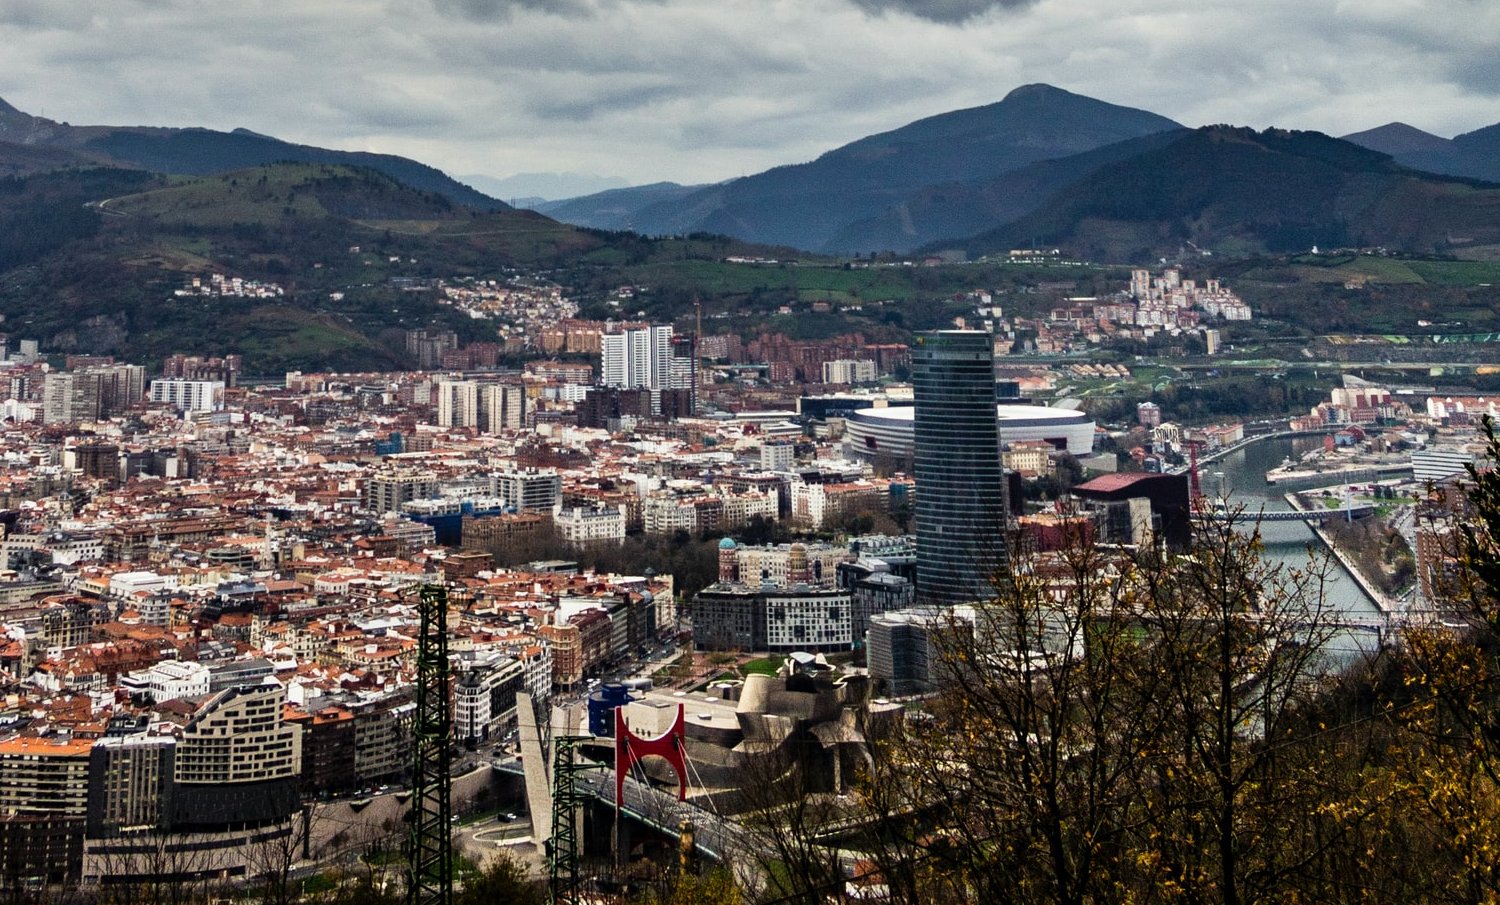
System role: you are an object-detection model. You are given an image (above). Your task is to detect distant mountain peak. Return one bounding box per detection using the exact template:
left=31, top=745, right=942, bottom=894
left=1001, top=83, right=1073, bottom=102
left=1342, top=122, right=1452, bottom=157
left=0, top=97, right=22, bottom=117
left=544, top=86, right=1182, bottom=251
left=230, top=127, right=278, bottom=141
left=1360, top=121, right=1441, bottom=138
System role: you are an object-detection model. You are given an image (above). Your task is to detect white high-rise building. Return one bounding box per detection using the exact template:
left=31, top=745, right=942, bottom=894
left=436, top=379, right=479, bottom=428
left=438, top=380, right=525, bottom=432
left=148, top=378, right=224, bottom=413
left=600, top=325, right=673, bottom=390
left=478, top=383, right=526, bottom=432
left=43, top=371, right=101, bottom=424
left=495, top=468, right=562, bottom=512
left=822, top=359, right=877, bottom=385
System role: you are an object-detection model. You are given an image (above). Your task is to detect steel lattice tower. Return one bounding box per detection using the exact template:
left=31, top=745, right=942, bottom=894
left=408, top=583, right=453, bottom=905
left=547, top=734, right=590, bottom=905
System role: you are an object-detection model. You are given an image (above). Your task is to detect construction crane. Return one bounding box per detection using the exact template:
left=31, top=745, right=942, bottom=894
left=1186, top=439, right=1205, bottom=508
left=407, top=584, right=453, bottom=905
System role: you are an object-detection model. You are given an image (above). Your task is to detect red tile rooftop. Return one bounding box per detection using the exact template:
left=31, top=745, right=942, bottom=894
left=1074, top=472, right=1174, bottom=493
left=0, top=734, right=94, bottom=756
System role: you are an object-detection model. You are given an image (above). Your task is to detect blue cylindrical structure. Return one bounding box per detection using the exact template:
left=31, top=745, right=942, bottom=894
left=587, top=683, right=633, bottom=737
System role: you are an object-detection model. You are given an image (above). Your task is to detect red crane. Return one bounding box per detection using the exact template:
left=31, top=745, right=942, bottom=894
left=1187, top=439, right=1204, bottom=507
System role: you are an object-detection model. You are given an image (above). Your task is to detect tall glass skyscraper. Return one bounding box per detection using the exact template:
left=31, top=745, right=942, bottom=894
left=912, top=330, right=1009, bottom=604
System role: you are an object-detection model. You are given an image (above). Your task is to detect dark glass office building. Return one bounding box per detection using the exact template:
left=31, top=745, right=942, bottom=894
left=912, top=330, right=1009, bottom=604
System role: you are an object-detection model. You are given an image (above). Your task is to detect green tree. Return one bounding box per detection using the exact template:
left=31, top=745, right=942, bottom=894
left=632, top=867, right=741, bottom=905
left=1126, top=515, right=1346, bottom=905
left=454, top=853, right=544, bottom=905
left=888, top=526, right=1161, bottom=904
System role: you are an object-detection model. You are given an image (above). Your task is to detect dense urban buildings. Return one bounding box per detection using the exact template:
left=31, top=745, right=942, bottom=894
left=0, top=280, right=1481, bottom=898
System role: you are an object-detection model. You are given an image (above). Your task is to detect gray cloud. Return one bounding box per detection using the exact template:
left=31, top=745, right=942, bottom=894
left=433, top=0, right=1029, bottom=24
left=0, top=0, right=1497, bottom=186
left=431, top=0, right=593, bottom=20
left=1451, top=53, right=1500, bottom=96
left=429, top=0, right=668, bottom=20
left=847, top=0, right=1033, bottom=23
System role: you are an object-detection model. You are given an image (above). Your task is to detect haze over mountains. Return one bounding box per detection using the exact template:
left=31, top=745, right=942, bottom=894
left=460, top=171, right=630, bottom=204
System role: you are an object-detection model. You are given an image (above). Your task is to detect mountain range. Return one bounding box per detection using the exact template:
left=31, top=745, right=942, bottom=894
left=538, top=84, right=1185, bottom=253
left=4, top=88, right=1499, bottom=262
left=0, top=97, right=505, bottom=210
left=1341, top=121, right=1500, bottom=184
left=0, top=86, right=1496, bottom=356
left=534, top=86, right=1500, bottom=258
left=943, top=126, right=1500, bottom=262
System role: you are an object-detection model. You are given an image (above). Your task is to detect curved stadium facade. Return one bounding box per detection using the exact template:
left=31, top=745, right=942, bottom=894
left=845, top=404, right=1096, bottom=461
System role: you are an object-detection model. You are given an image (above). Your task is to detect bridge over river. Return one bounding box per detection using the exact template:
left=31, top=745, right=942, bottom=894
left=1194, top=504, right=1375, bottom=523
left=495, top=759, right=747, bottom=862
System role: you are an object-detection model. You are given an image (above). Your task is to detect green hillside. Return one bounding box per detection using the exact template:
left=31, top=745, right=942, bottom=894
left=0, top=163, right=828, bottom=373
left=0, top=163, right=597, bottom=372
left=0, top=96, right=507, bottom=211
left=4, top=155, right=1498, bottom=376
left=102, top=165, right=460, bottom=225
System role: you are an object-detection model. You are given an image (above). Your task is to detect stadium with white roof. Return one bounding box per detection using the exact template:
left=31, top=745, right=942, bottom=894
left=844, top=404, right=1095, bottom=460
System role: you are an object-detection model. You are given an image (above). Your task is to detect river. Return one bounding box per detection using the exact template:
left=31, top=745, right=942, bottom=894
left=1205, top=435, right=1384, bottom=658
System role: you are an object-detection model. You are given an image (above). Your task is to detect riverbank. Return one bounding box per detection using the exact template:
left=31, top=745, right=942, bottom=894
left=1167, top=429, right=1325, bottom=476
left=1283, top=492, right=1397, bottom=613
left=1266, top=461, right=1412, bottom=487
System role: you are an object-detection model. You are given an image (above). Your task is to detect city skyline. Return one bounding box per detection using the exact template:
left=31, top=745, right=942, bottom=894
left=0, top=260, right=1486, bottom=894
left=0, top=0, right=1496, bottom=187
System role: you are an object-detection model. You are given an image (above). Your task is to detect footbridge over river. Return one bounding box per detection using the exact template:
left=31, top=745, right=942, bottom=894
left=1194, top=504, right=1376, bottom=523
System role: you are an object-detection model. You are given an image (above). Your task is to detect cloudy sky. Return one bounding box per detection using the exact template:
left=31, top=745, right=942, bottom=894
left=1, top=0, right=1497, bottom=191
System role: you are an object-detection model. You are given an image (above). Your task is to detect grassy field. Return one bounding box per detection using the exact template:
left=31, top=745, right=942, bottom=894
left=119, top=241, right=218, bottom=273
left=107, top=166, right=344, bottom=225
left=610, top=260, right=921, bottom=299
left=1406, top=260, right=1500, bottom=286
left=1278, top=253, right=1500, bottom=287
left=1286, top=254, right=1423, bottom=284
left=742, top=656, right=785, bottom=677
